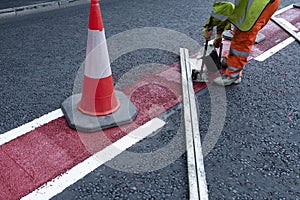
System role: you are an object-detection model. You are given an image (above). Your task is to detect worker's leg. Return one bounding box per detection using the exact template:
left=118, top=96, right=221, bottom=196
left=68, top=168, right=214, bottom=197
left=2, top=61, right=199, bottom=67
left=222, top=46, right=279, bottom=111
left=225, top=0, right=280, bottom=79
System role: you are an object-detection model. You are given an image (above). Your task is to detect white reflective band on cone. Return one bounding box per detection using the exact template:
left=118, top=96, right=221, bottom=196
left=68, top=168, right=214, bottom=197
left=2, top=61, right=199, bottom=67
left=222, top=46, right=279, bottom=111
left=85, top=29, right=112, bottom=79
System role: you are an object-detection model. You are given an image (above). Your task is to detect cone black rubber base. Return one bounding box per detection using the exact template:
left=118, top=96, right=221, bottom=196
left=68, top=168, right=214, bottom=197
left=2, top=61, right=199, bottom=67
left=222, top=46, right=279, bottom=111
left=61, top=91, right=138, bottom=133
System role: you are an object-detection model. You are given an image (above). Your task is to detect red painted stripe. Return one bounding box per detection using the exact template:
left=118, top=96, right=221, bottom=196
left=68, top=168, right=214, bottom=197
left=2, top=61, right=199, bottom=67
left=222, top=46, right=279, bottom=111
left=0, top=62, right=206, bottom=199
left=0, top=148, right=35, bottom=200
left=2, top=7, right=298, bottom=198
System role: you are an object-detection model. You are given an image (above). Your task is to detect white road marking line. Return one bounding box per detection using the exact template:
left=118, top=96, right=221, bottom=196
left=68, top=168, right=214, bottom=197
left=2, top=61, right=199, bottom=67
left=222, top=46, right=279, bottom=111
left=274, top=18, right=298, bottom=32
left=274, top=5, right=293, bottom=16
left=254, top=4, right=298, bottom=62
left=0, top=109, right=63, bottom=146
left=255, top=32, right=300, bottom=62
left=21, top=118, right=165, bottom=200
left=255, top=17, right=299, bottom=62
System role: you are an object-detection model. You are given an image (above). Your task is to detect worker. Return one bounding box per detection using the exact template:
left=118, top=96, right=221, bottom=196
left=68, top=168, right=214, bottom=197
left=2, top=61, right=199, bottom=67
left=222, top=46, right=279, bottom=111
left=202, top=0, right=280, bottom=86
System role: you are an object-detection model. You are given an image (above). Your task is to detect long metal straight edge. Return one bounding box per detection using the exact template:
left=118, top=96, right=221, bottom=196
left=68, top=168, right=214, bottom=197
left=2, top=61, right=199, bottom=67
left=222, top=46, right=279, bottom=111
left=185, top=49, right=209, bottom=200
left=180, top=48, right=200, bottom=199
left=180, top=48, right=209, bottom=200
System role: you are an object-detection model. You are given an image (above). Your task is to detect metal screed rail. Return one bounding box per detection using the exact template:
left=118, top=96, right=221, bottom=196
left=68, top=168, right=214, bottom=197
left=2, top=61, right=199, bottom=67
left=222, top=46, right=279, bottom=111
left=180, top=48, right=209, bottom=200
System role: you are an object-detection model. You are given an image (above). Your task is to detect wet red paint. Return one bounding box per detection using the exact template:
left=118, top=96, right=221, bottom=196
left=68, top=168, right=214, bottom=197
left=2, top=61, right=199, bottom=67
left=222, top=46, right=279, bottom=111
left=0, top=61, right=206, bottom=199
left=0, top=118, right=91, bottom=199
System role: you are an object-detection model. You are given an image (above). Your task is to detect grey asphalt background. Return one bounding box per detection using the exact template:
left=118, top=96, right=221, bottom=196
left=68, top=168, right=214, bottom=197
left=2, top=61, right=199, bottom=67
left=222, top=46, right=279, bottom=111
left=0, top=0, right=59, bottom=9
left=0, top=0, right=56, bottom=9
left=0, top=0, right=299, bottom=199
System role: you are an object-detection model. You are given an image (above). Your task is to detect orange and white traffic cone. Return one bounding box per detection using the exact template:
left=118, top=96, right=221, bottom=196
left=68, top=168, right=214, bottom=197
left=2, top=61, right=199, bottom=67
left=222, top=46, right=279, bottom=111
left=61, top=0, right=138, bottom=132
left=78, top=0, right=119, bottom=116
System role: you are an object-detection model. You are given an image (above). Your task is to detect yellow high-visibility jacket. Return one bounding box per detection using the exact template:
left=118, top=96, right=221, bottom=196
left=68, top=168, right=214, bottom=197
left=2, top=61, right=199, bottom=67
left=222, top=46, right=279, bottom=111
left=206, top=0, right=272, bottom=31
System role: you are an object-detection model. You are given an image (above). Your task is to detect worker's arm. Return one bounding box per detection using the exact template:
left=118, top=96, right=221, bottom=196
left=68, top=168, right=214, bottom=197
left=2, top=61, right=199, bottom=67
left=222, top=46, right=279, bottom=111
left=214, top=20, right=231, bottom=48
left=202, top=17, right=231, bottom=47
left=202, top=1, right=234, bottom=46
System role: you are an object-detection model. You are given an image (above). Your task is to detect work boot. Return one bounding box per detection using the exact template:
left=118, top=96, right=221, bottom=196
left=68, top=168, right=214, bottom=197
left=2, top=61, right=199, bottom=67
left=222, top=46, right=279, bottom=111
left=213, top=74, right=241, bottom=86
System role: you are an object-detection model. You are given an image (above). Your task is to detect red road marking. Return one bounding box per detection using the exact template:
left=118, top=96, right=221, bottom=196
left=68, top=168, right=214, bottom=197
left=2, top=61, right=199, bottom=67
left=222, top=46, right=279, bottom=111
left=1, top=6, right=298, bottom=199
left=0, top=62, right=206, bottom=199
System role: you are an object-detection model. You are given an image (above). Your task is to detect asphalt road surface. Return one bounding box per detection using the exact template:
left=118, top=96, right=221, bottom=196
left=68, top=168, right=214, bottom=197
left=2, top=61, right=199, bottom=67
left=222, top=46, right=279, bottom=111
left=0, top=0, right=299, bottom=199
left=0, top=0, right=58, bottom=9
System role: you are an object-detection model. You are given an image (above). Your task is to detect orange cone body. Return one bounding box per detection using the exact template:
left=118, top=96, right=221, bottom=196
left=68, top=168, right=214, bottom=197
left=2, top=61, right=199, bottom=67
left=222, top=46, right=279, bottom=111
left=78, top=0, right=120, bottom=116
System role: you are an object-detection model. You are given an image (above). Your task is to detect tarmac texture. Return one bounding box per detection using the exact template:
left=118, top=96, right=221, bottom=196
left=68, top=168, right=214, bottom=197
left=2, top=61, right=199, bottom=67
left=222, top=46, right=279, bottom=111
left=0, top=0, right=58, bottom=9
left=0, top=0, right=299, bottom=199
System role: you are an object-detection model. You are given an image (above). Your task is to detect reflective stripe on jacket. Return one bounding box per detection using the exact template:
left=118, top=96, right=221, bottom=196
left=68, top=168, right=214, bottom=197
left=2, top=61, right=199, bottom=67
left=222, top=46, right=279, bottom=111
left=211, top=0, right=271, bottom=31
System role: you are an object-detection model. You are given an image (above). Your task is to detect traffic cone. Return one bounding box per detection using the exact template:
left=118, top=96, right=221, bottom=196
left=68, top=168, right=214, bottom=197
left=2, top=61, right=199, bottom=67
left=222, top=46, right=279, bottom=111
left=78, top=0, right=119, bottom=116
left=61, top=0, right=138, bottom=132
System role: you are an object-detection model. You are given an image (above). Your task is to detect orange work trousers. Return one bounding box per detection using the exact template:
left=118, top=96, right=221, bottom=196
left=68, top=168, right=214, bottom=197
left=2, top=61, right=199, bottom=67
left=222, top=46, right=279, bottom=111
left=226, top=0, right=280, bottom=78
